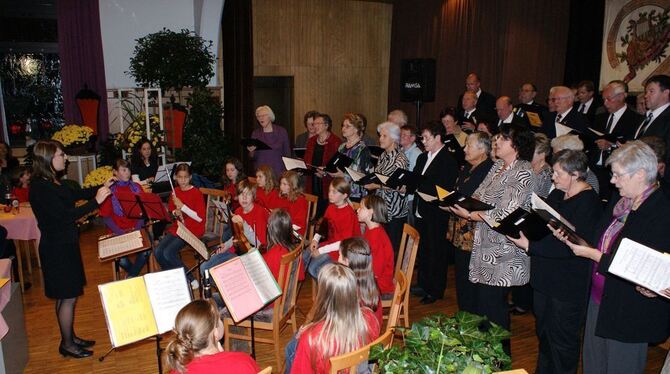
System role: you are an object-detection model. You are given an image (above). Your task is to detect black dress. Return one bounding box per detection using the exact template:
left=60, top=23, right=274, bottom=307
left=29, top=178, right=99, bottom=299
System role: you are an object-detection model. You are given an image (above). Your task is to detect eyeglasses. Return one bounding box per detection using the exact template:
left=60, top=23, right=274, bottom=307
left=548, top=96, right=569, bottom=102
left=610, top=171, right=630, bottom=180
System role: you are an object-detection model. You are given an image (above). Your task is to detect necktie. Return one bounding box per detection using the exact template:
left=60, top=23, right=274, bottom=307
left=556, top=113, right=563, bottom=123
left=636, top=112, right=653, bottom=138
left=606, top=114, right=614, bottom=133
left=465, top=112, right=470, bottom=120
left=579, top=103, right=586, bottom=113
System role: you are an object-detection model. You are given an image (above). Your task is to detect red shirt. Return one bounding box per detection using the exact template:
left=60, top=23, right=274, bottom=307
left=99, top=183, right=142, bottom=232
left=256, top=187, right=278, bottom=210
left=320, top=203, right=361, bottom=261
left=168, top=186, right=206, bottom=237
left=291, top=307, right=380, bottom=374
left=169, top=351, right=260, bottom=374
left=263, top=243, right=289, bottom=307
left=269, top=194, right=308, bottom=236
left=234, top=204, right=270, bottom=246
left=12, top=186, right=29, bottom=203
left=364, top=226, right=395, bottom=295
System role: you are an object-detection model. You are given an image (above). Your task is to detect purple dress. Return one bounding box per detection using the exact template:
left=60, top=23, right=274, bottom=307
left=251, top=124, right=291, bottom=177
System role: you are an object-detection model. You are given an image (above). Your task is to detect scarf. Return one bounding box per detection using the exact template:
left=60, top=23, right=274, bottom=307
left=110, top=180, right=141, bottom=217
left=591, top=182, right=658, bottom=303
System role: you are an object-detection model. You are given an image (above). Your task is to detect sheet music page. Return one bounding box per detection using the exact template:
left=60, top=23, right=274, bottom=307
left=555, top=122, right=573, bottom=137
left=588, top=127, right=605, bottom=136
left=176, top=221, right=209, bottom=260
left=480, top=213, right=500, bottom=228
left=99, top=231, right=144, bottom=260
left=318, top=240, right=341, bottom=255
left=435, top=185, right=452, bottom=200
left=375, top=173, right=389, bottom=185
left=609, top=238, right=670, bottom=298
left=210, top=257, right=264, bottom=322
left=417, top=191, right=438, bottom=202
left=345, top=167, right=366, bottom=182
left=98, top=277, right=158, bottom=347
left=240, top=250, right=282, bottom=304
left=144, top=269, right=192, bottom=334
left=282, top=157, right=307, bottom=171
left=212, top=200, right=230, bottom=221
left=531, top=193, right=575, bottom=231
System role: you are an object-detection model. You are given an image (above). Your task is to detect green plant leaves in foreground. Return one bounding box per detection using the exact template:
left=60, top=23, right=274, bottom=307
left=370, top=311, right=512, bottom=373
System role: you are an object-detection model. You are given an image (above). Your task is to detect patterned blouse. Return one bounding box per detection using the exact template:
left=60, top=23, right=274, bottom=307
left=534, top=163, right=553, bottom=198
left=338, top=141, right=371, bottom=200
left=469, top=159, right=536, bottom=287
left=374, top=147, right=409, bottom=220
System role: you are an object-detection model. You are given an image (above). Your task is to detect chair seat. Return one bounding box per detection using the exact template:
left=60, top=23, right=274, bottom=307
left=220, top=306, right=274, bottom=323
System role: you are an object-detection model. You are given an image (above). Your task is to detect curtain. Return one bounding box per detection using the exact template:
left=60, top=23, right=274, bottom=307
left=222, top=0, right=254, bottom=163
left=563, top=0, right=605, bottom=87
left=388, top=0, right=571, bottom=126
left=56, top=0, right=109, bottom=142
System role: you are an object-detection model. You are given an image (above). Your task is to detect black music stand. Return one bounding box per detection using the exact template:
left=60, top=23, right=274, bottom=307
left=115, top=191, right=172, bottom=223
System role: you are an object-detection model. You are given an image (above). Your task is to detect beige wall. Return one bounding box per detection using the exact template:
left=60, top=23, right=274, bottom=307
left=252, top=0, right=393, bottom=140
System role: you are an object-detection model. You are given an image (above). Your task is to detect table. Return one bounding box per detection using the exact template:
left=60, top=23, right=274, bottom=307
left=0, top=206, right=41, bottom=292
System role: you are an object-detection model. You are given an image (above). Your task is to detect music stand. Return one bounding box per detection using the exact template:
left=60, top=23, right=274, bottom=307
left=115, top=191, right=172, bottom=223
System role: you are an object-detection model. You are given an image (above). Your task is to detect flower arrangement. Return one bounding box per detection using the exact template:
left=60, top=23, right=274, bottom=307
left=114, top=112, right=164, bottom=153
left=83, top=166, right=113, bottom=188
left=51, top=125, right=93, bottom=148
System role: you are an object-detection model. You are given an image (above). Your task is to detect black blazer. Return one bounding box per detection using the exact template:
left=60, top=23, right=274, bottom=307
left=574, top=96, right=603, bottom=124
left=541, top=109, right=590, bottom=138
left=589, top=108, right=643, bottom=165
left=414, top=146, right=458, bottom=219
left=637, top=105, right=670, bottom=186
left=495, top=115, right=528, bottom=129
left=594, top=189, right=670, bottom=343
left=514, top=102, right=548, bottom=128
left=458, top=109, right=495, bottom=128
left=456, top=91, right=497, bottom=119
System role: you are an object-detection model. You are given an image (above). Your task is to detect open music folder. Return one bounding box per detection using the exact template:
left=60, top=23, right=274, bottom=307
left=324, top=152, right=354, bottom=173
left=98, top=268, right=192, bottom=347
left=417, top=185, right=493, bottom=211
left=241, top=138, right=272, bottom=150
left=375, top=168, right=423, bottom=193
left=209, top=249, right=282, bottom=323
left=176, top=221, right=209, bottom=260
left=282, top=157, right=316, bottom=175
left=98, top=229, right=150, bottom=262
left=609, top=238, right=670, bottom=299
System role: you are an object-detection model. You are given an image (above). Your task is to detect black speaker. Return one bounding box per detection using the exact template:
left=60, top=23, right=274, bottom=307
left=400, top=58, right=436, bottom=102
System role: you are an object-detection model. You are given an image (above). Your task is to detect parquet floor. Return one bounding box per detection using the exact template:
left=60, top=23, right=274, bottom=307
left=17, top=224, right=667, bottom=373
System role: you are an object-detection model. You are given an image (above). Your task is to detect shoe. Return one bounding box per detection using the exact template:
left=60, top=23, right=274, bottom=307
left=190, top=279, right=200, bottom=290
left=410, top=286, right=427, bottom=297
left=73, top=337, right=96, bottom=348
left=420, top=295, right=437, bottom=305
left=59, top=345, right=93, bottom=359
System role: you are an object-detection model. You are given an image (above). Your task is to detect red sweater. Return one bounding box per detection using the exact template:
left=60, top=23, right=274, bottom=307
left=320, top=203, right=361, bottom=261
left=169, top=351, right=260, bottom=374
left=99, top=183, right=142, bottom=232
left=269, top=194, right=308, bottom=236
left=304, top=133, right=342, bottom=198
left=255, top=187, right=278, bottom=210
left=364, top=226, right=395, bottom=295
left=234, top=204, right=270, bottom=246
left=168, top=186, right=206, bottom=237
left=12, top=186, right=29, bottom=203
left=263, top=243, right=289, bottom=307
left=291, top=307, right=380, bottom=374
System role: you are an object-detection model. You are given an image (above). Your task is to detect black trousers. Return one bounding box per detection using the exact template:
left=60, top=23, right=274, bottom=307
left=416, top=215, right=450, bottom=299
left=592, top=164, right=614, bottom=202
left=510, top=284, right=533, bottom=311
left=454, top=248, right=477, bottom=313
left=533, top=290, right=587, bottom=374
left=473, top=282, right=511, bottom=355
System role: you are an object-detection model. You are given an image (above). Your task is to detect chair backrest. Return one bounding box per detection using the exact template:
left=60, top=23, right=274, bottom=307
left=304, top=193, right=319, bottom=242
left=396, top=224, right=420, bottom=279
left=386, top=271, right=407, bottom=331
left=257, top=366, right=272, bottom=374
left=328, top=328, right=395, bottom=374
left=199, top=187, right=228, bottom=237
left=247, top=176, right=258, bottom=184
left=275, top=243, right=303, bottom=324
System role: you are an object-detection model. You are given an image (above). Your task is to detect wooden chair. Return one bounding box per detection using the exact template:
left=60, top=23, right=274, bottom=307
left=382, top=223, right=419, bottom=327
left=199, top=188, right=229, bottom=249
left=384, top=271, right=407, bottom=332
left=304, top=193, right=319, bottom=243
left=223, top=244, right=303, bottom=372
left=257, top=366, right=272, bottom=374
left=328, top=328, right=395, bottom=373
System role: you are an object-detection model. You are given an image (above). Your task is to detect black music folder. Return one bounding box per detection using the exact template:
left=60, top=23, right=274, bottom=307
left=376, top=168, right=423, bottom=193
left=444, top=134, right=465, bottom=165
left=416, top=185, right=493, bottom=212
left=345, top=167, right=380, bottom=185
left=241, top=138, right=272, bottom=150
left=324, top=152, right=354, bottom=173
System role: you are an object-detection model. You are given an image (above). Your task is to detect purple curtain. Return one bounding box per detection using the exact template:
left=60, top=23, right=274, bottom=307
left=57, top=0, right=109, bottom=142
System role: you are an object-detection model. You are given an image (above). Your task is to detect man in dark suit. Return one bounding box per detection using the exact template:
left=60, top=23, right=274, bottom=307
left=515, top=83, right=548, bottom=129
left=411, top=121, right=458, bottom=304
left=456, top=73, right=496, bottom=120
left=495, top=96, right=527, bottom=129
left=541, top=86, right=590, bottom=138
left=634, top=74, right=670, bottom=188
left=590, top=81, right=643, bottom=201
left=574, top=80, right=604, bottom=124
left=458, top=91, right=493, bottom=132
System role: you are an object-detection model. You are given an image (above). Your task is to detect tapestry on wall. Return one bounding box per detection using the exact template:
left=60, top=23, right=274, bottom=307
left=600, top=0, right=670, bottom=92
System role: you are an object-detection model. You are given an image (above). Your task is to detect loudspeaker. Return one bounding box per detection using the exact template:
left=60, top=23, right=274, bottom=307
left=400, top=58, right=436, bottom=102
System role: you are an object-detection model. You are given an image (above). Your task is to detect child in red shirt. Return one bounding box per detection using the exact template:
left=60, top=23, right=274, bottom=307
left=221, top=157, right=245, bottom=212
left=338, top=237, right=383, bottom=326
left=270, top=171, right=308, bottom=237
left=11, top=166, right=30, bottom=203
left=289, top=263, right=380, bottom=374
left=154, top=164, right=206, bottom=287
left=254, top=165, right=279, bottom=209
left=166, top=300, right=260, bottom=374
left=358, top=195, right=395, bottom=296
left=99, top=159, right=148, bottom=277
left=304, top=177, right=360, bottom=278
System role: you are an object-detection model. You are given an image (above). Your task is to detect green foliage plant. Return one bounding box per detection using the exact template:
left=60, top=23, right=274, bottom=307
left=370, top=312, right=512, bottom=373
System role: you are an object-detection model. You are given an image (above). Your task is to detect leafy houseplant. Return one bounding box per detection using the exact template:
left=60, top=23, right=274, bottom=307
left=370, top=312, right=511, bottom=373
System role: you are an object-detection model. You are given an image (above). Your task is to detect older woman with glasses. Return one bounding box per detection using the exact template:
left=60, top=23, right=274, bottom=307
left=554, top=141, right=670, bottom=374
left=329, top=113, right=371, bottom=202
left=247, top=105, right=291, bottom=177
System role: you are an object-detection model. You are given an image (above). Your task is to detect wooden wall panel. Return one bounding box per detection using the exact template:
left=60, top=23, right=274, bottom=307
left=252, top=0, right=392, bottom=140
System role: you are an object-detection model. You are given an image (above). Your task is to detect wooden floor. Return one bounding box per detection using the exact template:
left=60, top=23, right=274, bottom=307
left=18, top=223, right=668, bottom=373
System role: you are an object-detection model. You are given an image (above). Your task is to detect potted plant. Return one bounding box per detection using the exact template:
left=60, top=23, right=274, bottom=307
left=51, top=124, right=94, bottom=154
left=370, top=312, right=512, bottom=373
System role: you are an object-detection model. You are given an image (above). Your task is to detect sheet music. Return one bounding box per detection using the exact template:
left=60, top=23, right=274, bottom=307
left=345, top=167, right=366, bottom=182
left=609, top=238, right=670, bottom=299
left=212, top=200, right=230, bottom=221
left=154, top=161, right=192, bottom=183
left=176, top=221, right=209, bottom=260
left=417, top=191, right=438, bottom=202
left=318, top=240, right=341, bottom=255
left=555, top=122, right=573, bottom=137
left=282, top=157, right=307, bottom=171
left=588, top=127, right=605, bottom=137
left=144, top=269, right=192, bottom=333
left=531, top=193, right=575, bottom=231
left=209, top=257, right=264, bottom=322
left=240, top=250, right=282, bottom=304
left=435, top=185, right=452, bottom=199
left=375, top=173, right=389, bottom=184
left=99, top=231, right=144, bottom=260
